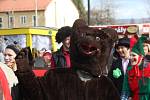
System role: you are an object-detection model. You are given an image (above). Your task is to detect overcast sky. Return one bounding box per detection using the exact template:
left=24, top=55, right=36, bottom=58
left=83, top=0, right=149, bottom=19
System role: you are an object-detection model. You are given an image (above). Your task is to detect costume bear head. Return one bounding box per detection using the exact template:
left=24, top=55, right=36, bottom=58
left=70, top=19, right=118, bottom=77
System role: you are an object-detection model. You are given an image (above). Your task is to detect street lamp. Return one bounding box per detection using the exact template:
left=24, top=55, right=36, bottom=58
left=88, top=0, right=90, bottom=25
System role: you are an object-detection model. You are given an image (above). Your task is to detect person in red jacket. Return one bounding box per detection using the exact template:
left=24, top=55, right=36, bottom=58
left=51, top=26, right=72, bottom=69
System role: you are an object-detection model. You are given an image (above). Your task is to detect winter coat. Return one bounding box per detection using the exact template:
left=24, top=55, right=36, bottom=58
left=51, top=47, right=71, bottom=69
left=15, top=68, right=120, bottom=100
left=121, top=62, right=150, bottom=100
left=108, top=58, right=130, bottom=95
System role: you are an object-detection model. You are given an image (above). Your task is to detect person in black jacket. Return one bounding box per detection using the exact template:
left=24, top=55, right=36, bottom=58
left=51, top=26, right=72, bottom=69
left=108, top=37, right=130, bottom=96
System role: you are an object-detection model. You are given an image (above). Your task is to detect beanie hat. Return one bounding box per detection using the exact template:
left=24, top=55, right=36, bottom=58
left=116, top=37, right=130, bottom=48
left=6, top=45, right=20, bottom=55
left=131, top=36, right=147, bottom=56
left=56, top=26, right=72, bottom=43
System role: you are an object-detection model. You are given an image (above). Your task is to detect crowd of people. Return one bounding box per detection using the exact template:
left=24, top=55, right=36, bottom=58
left=108, top=35, right=150, bottom=100
left=0, top=19, right=150, bottom=100
left=0, top=25, right=72, bottom=100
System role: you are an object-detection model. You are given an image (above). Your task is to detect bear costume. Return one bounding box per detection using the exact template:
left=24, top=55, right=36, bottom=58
left=15, top=19, right=120, bottom=100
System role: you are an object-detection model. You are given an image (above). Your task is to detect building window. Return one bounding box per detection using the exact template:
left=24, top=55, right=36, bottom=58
left=32, top=15, right=36, bottom=27
left=9, top=16, right=14, bottom=28
left=20, top=16, right=27, bottom=24
left=0, top=17, right=3, bottom=28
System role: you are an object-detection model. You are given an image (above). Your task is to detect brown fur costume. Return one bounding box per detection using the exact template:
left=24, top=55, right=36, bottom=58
left=15, top=19, right=120, bottom=100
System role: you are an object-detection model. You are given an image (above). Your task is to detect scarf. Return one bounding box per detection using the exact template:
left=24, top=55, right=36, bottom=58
left=0, top=62, right=18, bottom=91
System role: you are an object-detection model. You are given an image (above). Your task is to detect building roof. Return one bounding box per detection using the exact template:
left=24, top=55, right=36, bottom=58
left=0, top=0, right=52, bottom=12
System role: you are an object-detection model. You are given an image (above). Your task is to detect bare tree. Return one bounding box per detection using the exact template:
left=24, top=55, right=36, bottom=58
left=90, top=0, right=117, bottom=25
left=72, top=0, right=86, bottom=19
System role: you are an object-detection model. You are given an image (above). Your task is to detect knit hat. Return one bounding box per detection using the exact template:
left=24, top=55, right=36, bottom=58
left=56, top=26, right=72, bottom=43
left=131, top=36, right=147, bottom=56
left=6, top=45, right=20, bottom=55
left=116, top=37, right=130, bottom=48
